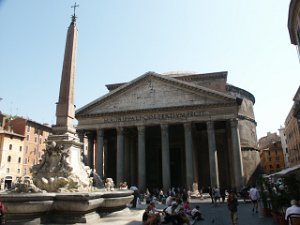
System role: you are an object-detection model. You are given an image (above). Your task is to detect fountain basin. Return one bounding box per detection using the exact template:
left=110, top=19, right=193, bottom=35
left=0, top=190, right=133, bottom=224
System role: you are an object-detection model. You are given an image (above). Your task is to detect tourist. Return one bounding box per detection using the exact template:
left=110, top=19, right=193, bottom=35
left=119, top=182, right=128, bottom=189
left=227, top=190, right=238, bottom=225
left=132, top=189, right=140, bottom=208
left=208, top=186, right=214, bottom=204
left=159, top=189, right=165, bottom=202
left=212, top=186, right=221, bottom=206
left=163, top=202, right=178, bottom=224
left=220, top=187, right=226, bottom=203
left=174, top=199, right=191, bottom=225
left=142, top=202, right=162, bottom=225
left=0, top=201, right=5, bottom=224
left=166, top=195, right=175, bottom=206
left=249, top=184, right=259, bottom=213
left=285, top=199, right=300, bottom=223
left=191, top=205, right=204, bottom=223
left=182, top=199, right=192, bottom=215
left=145, top=189, right=151, bottom=204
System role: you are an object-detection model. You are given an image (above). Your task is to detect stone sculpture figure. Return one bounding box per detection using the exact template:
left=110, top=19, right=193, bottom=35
left=12, top=177, right=42, bottom=193
left=31, top=141, right=91, bottom=192
left=105, top=178, right=115, bottom=191
left=191, top=182, right=201, bottom=197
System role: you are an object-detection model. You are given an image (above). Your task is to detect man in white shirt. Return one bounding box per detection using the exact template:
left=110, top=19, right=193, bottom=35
left=249, top=185, right=259, bottom=213
left=285, top=199, right=300, bottom=224
left=163, top=202, right=178, bottom=224
left=165, top=195, right=174, bottom=207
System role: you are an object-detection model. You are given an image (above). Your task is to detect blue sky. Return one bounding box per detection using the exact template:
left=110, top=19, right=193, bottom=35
left=0, top=0, right=299, bottom=139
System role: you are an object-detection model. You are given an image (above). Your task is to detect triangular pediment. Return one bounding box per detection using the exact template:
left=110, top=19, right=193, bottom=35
left=76, top=72, right=237, bottom=116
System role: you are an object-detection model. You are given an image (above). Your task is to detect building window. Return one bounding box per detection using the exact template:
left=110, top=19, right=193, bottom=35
left=286, top=148, right=288, bottom=153
left=17, top=169, right=20, bottom=174
left=24, top=158, right=27, bottom=164
left=19, top=146, right=22, bottom=151
left=269, top=165, right=273, bottom=169
left=18, top=157, right=21, bottom=163
left=27, top=126, right=30, bottom=132
left=34, top=136, right=37, bottom=143
left=9, top=144, right=12, bottom=150
left=7, top=156, right=11, bottom=162
left=27, top=135, right=29, bottom=141
left=268, top=157, right=272, bottom=162
left=39, top=138, right=42, bottom=144
left=24, top=168, right=27, bottom=175
left=276, top=164, right=280, bottom=169
left=6, top=168, right=9, bottom=173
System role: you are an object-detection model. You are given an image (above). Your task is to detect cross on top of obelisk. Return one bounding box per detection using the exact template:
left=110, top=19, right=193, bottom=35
left=71, top=2, right=79, bottom=22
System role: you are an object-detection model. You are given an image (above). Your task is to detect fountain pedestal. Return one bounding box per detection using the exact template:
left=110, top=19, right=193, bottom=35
left=0, top=191, right=133, bottom=224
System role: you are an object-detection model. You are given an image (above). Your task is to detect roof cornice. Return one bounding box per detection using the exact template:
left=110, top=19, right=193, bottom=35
left=288, top=0, right=300, bottom=45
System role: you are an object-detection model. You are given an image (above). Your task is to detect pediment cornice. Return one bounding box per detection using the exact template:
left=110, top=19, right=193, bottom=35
left=76, top=71, right=236, bottom=116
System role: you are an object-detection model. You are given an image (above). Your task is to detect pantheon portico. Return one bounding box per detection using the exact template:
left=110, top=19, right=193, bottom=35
left=75, top=71, right=260, bottom=192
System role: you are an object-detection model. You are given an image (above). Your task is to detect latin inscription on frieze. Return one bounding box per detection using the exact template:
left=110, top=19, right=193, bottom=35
left=103, top=111, right=210, bottom=124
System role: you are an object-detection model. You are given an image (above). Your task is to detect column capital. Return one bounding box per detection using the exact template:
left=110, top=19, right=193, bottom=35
left=206, top=120, right=214, bottom=130
left=160, top=124, right=168, bottom=129
left=116, top=127, right=124, bottom=135
left=137, top=126, right=145, bottom=135
left=160, top=124, right=168, bottom=134
left=184, top=122, right=192, bottom=131
left=97, top=129, right=104, bottom=137
left=230, top=118, right=239, bottom=128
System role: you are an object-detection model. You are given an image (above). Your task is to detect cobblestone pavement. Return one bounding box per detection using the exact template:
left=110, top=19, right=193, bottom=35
left=98, top=198, right=278, bottom=225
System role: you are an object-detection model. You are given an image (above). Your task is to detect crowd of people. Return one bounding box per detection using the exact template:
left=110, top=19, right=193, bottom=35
left=141, top=188, right=204, bottom=225
left=137, top=184, right=300, bottom=225
left=137, top=187, right=207, bottom=225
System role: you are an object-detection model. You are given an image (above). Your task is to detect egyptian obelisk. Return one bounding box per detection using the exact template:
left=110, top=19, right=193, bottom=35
left=33, top=4, right=91, bottom=192
left=52, top=4, right=78, bottom=137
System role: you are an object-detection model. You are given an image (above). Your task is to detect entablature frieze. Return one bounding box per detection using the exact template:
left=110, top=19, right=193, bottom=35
left=77, top=104, right=237, bottom=130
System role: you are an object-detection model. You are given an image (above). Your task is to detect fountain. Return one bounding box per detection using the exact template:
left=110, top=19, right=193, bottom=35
left=0, top=6, right=133, bottom=224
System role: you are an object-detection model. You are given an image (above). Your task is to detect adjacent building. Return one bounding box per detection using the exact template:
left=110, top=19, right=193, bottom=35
left=288, top=0, right=300, bottom=60
left=258, top=132, right=285, bottom=174
left=0, top=113, right=52, bottom=187
left=9, top=117, right=52, bottom=178
left=285, top=0, right=300, bottom=167
left=285, top=107, right=300, bottom=167
left=0, top=114, right=24, bottom=188
left=278, top=126, right=289, bottom=168
left=76, top=71, right=260, bottom=191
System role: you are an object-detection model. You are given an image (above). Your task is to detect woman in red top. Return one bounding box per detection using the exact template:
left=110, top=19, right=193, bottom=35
left=0, top=201, right=5, bottom=224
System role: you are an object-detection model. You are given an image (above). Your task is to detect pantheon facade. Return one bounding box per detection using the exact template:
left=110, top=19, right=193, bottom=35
left=76, top=71, right=260, bottom=192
